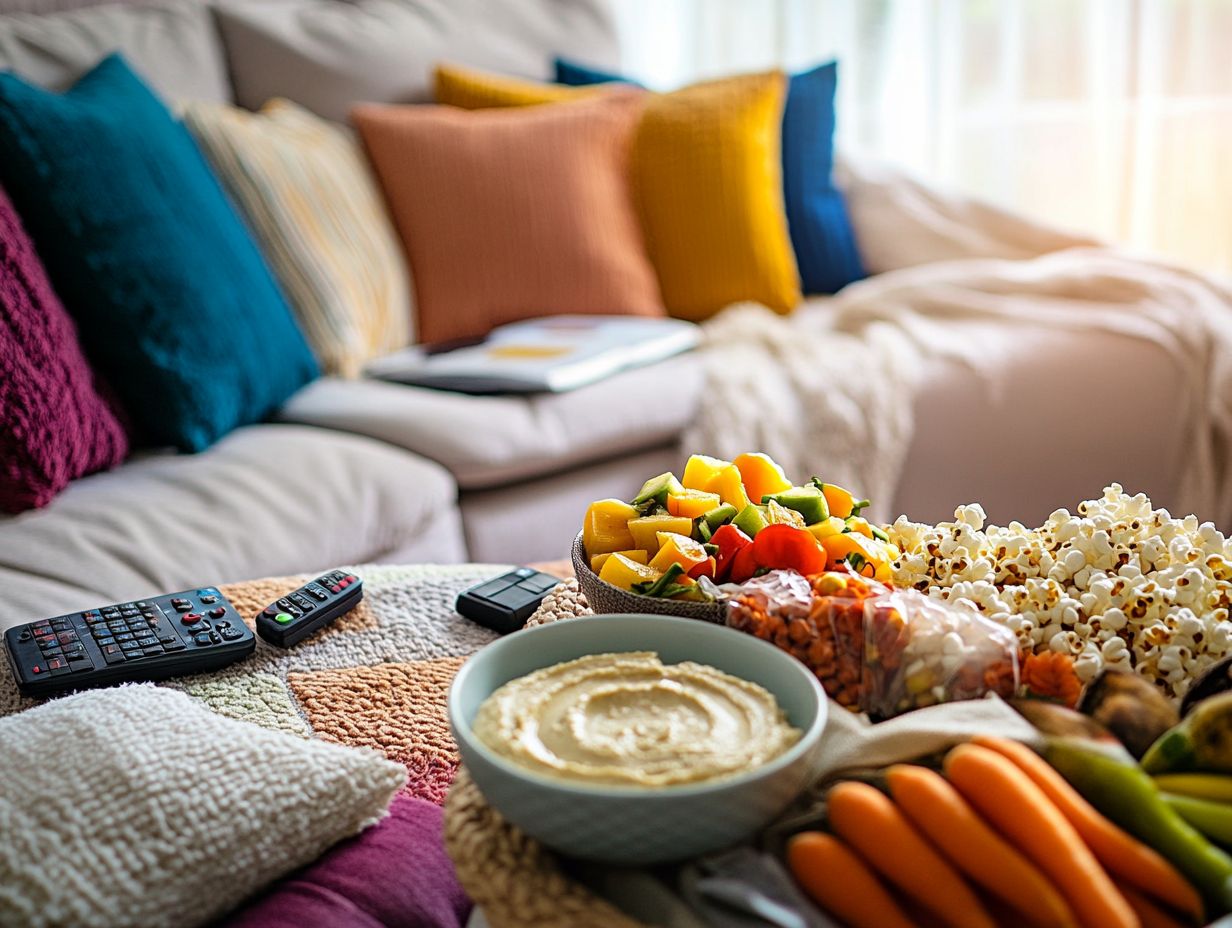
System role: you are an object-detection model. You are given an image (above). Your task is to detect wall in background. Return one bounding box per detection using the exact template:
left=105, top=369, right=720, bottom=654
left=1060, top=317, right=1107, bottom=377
left=612, top=0, right=1232, bottom=274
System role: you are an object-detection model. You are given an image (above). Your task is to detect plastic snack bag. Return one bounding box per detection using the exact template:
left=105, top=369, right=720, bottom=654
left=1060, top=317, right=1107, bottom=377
left=726, top=569, right=888, bottom=711
left=726, top=569, right=1019, bottom=719
left=860, top=588, right=1019, bottom=719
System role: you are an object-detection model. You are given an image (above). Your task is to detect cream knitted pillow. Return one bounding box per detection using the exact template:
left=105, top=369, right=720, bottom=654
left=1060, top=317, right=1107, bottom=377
left=0, top=685, right=406, bottom=928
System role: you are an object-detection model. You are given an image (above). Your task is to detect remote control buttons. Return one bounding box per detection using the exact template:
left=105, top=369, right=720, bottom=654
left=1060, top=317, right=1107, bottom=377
left=181, top=613, right=203, bottom=625
left=208, top=607, right=226, bottom=619
left=274, top=613, right=294, bottom=625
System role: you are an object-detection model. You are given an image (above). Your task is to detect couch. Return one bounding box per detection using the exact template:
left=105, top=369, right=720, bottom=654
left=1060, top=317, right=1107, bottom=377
left=0, top=0, right=1197, bottom=629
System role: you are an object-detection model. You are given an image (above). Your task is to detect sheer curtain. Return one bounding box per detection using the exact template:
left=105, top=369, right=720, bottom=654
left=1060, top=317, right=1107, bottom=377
left=611, top=0, right=1232, bottom=274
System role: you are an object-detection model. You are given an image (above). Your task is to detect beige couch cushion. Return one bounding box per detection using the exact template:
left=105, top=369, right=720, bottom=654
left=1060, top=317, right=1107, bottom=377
left=213, top=0, right=619, bottom=123
left=0, top=0, right=230, bottom=103
left=276, top=353, right=704, bottom=490
left=0, top=425, right=463, bottom=629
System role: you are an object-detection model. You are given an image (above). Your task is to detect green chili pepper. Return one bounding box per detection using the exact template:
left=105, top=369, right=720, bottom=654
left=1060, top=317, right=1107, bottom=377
left=632, top=563, right=686, bottom=598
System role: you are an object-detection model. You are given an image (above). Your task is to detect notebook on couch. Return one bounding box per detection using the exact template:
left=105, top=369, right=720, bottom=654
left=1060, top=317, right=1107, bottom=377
left=364, top=315, right=700, bottom=394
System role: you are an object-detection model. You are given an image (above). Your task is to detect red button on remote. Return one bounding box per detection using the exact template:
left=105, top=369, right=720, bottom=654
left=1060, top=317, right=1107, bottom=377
left=181, top=613, right=203, bottom=625
left=31, top=665, right=41, bottom=674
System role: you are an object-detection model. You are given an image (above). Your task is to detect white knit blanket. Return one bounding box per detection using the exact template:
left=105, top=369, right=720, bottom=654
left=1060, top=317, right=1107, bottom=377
left=685, top=165, right=1232, bottom=525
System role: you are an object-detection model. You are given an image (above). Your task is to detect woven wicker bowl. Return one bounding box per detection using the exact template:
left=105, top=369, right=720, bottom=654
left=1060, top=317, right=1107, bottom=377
left=571, top=532, right=728, bottom=624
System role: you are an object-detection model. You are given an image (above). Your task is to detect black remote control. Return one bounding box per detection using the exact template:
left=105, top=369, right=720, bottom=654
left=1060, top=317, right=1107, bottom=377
left=456, top=567, right=561, bottom=634
left=255, top=569, right=363, bottom=648
left=4, top=588, right=255, bottom=698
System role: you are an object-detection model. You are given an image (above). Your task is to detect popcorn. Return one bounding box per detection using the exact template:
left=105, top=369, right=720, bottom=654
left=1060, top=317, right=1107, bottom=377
left=887, top=484, right=1232, bottom=701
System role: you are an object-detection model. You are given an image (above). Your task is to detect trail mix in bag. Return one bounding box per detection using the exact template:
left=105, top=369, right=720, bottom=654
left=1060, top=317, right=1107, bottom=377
left=727, top=568, right=1019, bottom=718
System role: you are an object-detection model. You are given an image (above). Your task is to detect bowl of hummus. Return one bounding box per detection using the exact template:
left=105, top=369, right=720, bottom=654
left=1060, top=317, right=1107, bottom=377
left=449, top=614, right=827, bottom=865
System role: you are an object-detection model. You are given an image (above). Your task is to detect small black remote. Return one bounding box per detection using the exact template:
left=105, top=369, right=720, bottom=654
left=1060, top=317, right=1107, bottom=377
left=255, top=569, right=363, bottom=648
left=4, top=588, right=255, bottom=698
left=456, top=567, right=561, bottom=634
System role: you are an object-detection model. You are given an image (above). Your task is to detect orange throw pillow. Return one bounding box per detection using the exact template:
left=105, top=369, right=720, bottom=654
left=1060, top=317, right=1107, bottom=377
left=352, top=94, right=664, bottom=345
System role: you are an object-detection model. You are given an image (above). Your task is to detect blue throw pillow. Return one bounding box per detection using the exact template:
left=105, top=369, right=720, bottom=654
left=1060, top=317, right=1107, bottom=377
left=556, top=57, right=867, bottom=295
left=0, top=54, right=318, bottom=452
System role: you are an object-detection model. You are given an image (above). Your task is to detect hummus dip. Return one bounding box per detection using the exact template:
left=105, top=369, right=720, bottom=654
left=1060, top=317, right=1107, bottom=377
left=472, top=651, right=801, bottom=787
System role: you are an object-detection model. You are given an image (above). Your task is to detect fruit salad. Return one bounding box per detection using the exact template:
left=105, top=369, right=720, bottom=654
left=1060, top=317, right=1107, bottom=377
left=581, top=453, right=900, bottom=601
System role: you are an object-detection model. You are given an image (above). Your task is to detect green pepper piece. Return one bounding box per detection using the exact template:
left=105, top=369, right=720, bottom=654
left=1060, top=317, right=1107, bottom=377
left=631, top=472, right=684, bottom=508
left=761, top=486, right=829, bottom=524
left=702, top=503, right=739, bottom=530
left=732, top=504, right=769, bottom=538
left=631, top=563, right=686, bottom=598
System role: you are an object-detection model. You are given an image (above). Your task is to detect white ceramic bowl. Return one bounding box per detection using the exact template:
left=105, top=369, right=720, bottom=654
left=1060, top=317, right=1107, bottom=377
left=448, top=613, right=827, bottom=865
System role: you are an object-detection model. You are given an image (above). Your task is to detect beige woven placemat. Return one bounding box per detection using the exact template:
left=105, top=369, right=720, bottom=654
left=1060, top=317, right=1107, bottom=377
left=443, top=580, right=653, bottom=928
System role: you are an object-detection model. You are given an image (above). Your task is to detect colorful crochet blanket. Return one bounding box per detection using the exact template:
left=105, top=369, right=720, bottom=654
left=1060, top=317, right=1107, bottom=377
left=0, top=564, right=507, bottom=805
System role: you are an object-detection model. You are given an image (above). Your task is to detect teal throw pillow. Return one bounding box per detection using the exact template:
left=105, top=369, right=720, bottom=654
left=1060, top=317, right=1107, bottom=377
left=0, top=54, right=318, bottom=452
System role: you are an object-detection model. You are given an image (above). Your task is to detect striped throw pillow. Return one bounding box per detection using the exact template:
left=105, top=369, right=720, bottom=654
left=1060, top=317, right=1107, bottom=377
left=184, top=99, right=412, bottom=376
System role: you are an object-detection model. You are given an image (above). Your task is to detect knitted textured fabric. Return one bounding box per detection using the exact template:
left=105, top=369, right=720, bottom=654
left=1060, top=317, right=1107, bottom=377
left=0, top=54, right=318, bottom=452
left=222, top=794, right=472, bottom=928
left=444, top=769, right=646, bottom=928
left=0, top=685, right=405, bottom=928
left=0, top=187, right=127, bottom=513
left=0, top=564, right=591, bottom=926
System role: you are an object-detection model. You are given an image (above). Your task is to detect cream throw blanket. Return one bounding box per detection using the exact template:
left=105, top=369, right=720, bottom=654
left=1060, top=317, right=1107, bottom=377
left=686, top=159, right=1232, bottom=525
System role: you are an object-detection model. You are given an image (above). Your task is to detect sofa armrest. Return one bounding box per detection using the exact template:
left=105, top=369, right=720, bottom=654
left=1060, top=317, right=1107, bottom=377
left=835, top=154, right=1100, bottom=275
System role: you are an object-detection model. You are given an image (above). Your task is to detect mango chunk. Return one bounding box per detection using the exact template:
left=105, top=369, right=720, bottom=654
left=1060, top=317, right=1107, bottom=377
left=704, top=463, right=752, bottom=512
left=598, top=553, right=662, bottom=591
left=649, top=532, right=709, bottom=573
left=666, top=488, right=721, bottom=519
left=590, top=550, right=648, bottom=574
left=583, top=498, right=639, bottom=555
left=682, top=454, right=731, bottom=491
left=733, top=452, right=792, bottom=505
left=628, top=514, right=695, bottom=553
left=821, top=532, right=889, bottom=578
left=817, top=482, right=863, bottom=520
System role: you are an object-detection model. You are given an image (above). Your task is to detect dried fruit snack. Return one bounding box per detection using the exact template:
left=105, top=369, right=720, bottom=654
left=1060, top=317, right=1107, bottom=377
left=727, top=570, right=1019, bottom=718
left=861, top=589, right=1019, bottom=718
left=727, top=568, right=887, bottom=710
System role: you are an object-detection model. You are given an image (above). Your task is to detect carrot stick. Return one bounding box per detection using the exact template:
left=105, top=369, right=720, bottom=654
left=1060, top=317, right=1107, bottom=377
left=944, top=744, right=1137, bottom=928
left=786, top=831, right=920, bottom=928
left=886, top=764, right=1079, bottom=928
left=826, top=781, right=996, bottom=928
left=1119, top=884, right=1193, bottom=928
left=973, top=735, right=1202, bottom=922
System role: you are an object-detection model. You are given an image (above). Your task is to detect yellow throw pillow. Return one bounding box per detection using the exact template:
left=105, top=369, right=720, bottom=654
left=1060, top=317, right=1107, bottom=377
left=435, top=64, right=801, bottom=320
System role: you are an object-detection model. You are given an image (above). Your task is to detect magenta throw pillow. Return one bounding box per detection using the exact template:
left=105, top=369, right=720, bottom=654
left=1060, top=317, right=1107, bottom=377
left=219, top=794, right=472, bottom=928
left=0, top=187, right=128, bottom=513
